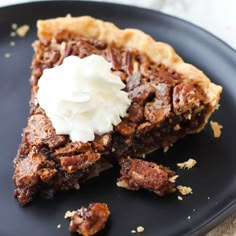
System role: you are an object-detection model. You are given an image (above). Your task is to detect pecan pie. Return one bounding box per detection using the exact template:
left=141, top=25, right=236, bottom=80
left=13, top=16, right=222, bottom=205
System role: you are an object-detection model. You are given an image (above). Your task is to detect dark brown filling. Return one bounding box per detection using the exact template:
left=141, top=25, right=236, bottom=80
left=13, top=37, right=210, bottom=205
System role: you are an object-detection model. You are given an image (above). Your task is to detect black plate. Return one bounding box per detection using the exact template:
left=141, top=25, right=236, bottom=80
left=0, top=1, right=236, bottom=236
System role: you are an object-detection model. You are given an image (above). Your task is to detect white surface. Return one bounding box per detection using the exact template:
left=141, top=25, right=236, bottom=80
left=0, top=0, right=236, bottom=50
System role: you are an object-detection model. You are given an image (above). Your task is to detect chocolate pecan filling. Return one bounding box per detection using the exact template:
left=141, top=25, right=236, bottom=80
left=13, top=37, right=211, bottom=205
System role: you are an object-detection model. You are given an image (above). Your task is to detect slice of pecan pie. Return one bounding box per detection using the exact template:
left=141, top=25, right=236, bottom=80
left=13, top=16, right=222, bottom=205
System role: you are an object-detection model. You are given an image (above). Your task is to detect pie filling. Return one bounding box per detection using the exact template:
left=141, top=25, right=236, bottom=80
left=14, top=37, right=214, bottom=205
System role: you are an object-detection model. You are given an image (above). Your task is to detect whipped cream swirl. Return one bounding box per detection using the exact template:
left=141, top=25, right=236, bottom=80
left=37, top=55, right=131, bottom=143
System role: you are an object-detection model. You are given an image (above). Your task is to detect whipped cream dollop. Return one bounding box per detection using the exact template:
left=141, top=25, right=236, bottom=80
left=37, top=55, right=131, bottom=143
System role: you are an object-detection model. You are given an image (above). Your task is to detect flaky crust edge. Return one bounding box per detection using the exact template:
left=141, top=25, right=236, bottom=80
left=37, top=15, right=222, bottom=132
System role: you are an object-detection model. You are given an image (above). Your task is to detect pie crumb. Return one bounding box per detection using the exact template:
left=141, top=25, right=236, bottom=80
left=177, top=195, right=183, bottom=201
left=137, top=226, right=144, bottom=233
left=16, top=25, right=30, bottom=37
left=210, top=121, right=223, bottom=138
left=11, top=23, right=18, bottom=30
left=177, top=185, right=193, bottom=195
left=187, top=216, right=191, bottom=220
left=4, top=53, right=11, bottom=58
left=177, top=158, right=197, bottom=169
left=10, top=32, right=16, bottom=37
left=131, top=230, right=137, bottom=233
left=57, top=224, right=61, bottom=229
left=169, top=175, right=179, bottom=183
left=64, top=210, right=76, bottom=219
left=10, top=41, right=15, bottom=46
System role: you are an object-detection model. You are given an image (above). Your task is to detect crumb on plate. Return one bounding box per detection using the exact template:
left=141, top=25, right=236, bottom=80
left=10, top=41, right=15, bottom=46
left=10, top=32, right=16, bottom=37
left=16, top=25, right=30, bottom=37
left=177, top=185, right=193, bottom=195
left=177, top=195, right=183, bottom=201
left=169, top=175, right=179, bottom=183
left=210, top=121, right=223, bottom=138
left=57, top=224, right=61, bottom=229
left=11, top=23, right=18, bottom=30
left=136, top=226, right=144, bottom=233
left=177, top=158, right=197, bottom=169
left=64, top=210, right=76, bottom=219
left=4, top=53, right=11, bottom=58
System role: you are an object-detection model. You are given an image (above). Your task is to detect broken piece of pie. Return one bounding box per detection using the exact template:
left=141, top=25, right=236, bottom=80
left=117, top=158, right=176, bottom=196
left=13, top=16, right=222, bottom=205
left=65, top=203, right=110, bottom=236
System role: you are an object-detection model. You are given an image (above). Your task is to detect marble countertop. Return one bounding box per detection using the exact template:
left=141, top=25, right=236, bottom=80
left=1, top=0, right=236, bottom=235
